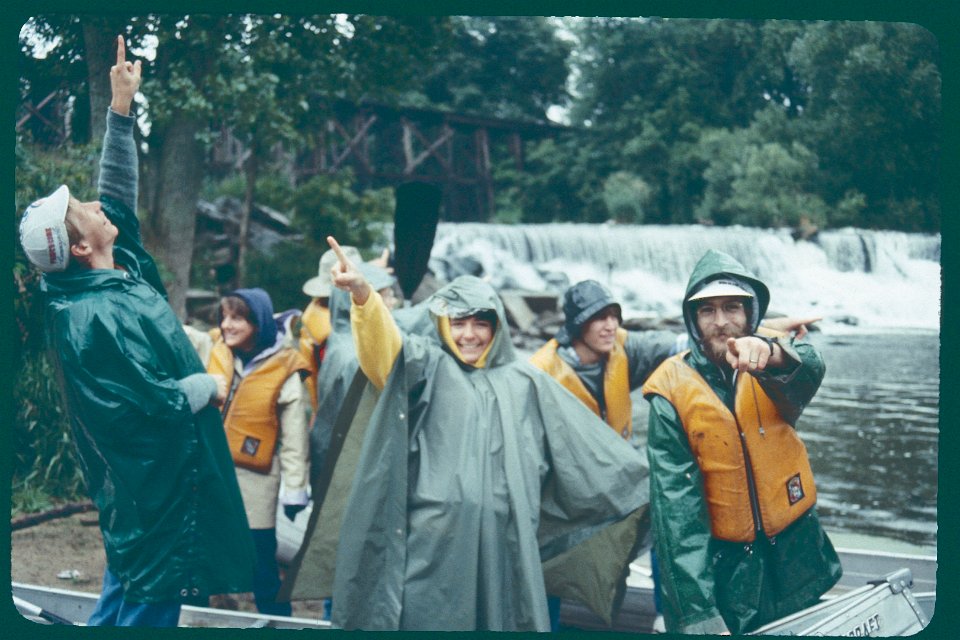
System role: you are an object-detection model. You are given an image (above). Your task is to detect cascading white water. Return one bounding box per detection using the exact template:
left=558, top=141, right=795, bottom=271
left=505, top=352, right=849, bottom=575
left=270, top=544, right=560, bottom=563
left=427, top=223, right=941, bottom=332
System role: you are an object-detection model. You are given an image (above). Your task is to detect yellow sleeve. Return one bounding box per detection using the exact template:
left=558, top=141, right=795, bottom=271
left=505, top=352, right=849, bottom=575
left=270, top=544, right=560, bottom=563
left=351, top=290, right=403, bottom=390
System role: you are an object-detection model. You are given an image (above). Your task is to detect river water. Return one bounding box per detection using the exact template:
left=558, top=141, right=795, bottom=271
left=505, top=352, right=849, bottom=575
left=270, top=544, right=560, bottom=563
left=799, top=331, right=939, bottom=549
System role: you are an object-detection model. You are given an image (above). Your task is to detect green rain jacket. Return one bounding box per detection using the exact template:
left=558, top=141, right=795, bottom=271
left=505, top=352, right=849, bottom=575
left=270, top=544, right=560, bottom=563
left=40, top=109, right=254, bottom=603
left=284, top=276, right=649, bottom=631
left=643, top=250, right=841, bottom=634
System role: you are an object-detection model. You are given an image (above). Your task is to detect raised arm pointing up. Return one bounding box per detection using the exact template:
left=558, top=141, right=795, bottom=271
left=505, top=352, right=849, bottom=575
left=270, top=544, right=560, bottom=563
left=327, top=235, right=372, bottom=305
left=110, top=35, right=141, bottom=116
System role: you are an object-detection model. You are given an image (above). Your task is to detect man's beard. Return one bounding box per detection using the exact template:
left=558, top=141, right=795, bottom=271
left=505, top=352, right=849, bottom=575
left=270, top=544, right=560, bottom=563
left=700, top=323, right=749, bottom=367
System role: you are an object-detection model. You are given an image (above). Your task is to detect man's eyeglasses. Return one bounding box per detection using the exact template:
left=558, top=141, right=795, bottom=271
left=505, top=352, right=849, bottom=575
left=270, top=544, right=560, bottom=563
left=696, top=300, right=746, bottom=320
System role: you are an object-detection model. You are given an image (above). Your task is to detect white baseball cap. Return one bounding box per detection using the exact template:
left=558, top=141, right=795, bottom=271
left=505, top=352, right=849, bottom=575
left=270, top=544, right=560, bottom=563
left=688, top=278, right=755, bottom=301
left=19, top=185, right=71, bottom=272
left=302, top=245, right=362, bottom=297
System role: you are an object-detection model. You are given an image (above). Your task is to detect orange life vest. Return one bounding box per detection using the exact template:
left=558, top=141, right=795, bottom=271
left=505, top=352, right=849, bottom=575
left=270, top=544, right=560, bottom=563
left=642, top=352, right=817, bottom=542
left=530, top=328, right=633, bottom=439
left=208, top=340, right=310, bottom=473
left=298, top=301, right=331, bottom=411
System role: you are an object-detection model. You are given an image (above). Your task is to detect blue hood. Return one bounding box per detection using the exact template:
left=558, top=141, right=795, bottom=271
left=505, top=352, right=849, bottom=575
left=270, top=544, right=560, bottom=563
left=223, top=287, right=277, bottom=358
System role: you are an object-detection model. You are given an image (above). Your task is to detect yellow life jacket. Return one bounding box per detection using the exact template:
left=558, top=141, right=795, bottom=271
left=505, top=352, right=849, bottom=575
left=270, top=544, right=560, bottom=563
left=298, top=300, right=332, bottom=411
left=208, top=340, right=310, bottom=473
left=642, top=352, right=817, bottom=542
left=529, top=328, right=633, bottom=439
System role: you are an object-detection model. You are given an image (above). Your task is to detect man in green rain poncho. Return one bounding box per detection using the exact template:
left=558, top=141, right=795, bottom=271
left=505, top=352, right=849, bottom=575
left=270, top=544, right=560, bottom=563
left=16, top=36, right=254, bottom=626
left=282, top=236, right=651, bottom=631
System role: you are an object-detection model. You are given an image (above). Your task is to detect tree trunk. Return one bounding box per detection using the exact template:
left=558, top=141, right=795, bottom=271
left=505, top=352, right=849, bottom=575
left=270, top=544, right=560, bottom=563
left=236, top=152, right=258, bottom=288
left=81, top=18, right=127, bottom=183
left=143, top=117, right=206, bottom=320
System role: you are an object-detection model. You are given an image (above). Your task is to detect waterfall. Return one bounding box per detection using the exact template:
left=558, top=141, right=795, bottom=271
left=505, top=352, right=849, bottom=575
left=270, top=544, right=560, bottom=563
left=426, top=223, right=941, bottom=332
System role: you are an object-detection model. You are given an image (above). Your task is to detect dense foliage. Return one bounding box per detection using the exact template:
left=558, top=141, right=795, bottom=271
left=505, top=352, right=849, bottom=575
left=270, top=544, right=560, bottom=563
left=540, top=18, right=940, bottom=231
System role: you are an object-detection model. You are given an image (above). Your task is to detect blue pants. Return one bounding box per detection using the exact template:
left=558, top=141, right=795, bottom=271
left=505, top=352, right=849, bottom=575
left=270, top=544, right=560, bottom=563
left=651, top=548, right=662, bottom=613
left=87, top=568, right=181, bottom=627
left=251, top=528, right=292, bottom=616
left=547, top=594, right=562, bottom=631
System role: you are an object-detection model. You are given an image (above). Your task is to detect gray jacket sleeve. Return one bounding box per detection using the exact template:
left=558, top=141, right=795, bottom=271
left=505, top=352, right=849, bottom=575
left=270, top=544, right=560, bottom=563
left=98, top=108, right=138, bottom=211
left=624, top=330, right=678, bottom=390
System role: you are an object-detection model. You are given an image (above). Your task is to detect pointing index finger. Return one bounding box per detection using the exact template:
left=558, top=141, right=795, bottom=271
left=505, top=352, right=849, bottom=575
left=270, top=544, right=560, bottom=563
left=326, top=236, right=350, bottom=267
left=726, top=337, right=739, bottom=355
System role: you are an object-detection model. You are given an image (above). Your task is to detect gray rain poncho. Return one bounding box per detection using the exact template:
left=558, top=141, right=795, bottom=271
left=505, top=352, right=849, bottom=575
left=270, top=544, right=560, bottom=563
left=306, top=287, right=363, bottom=485
left=284, top=276, right=649, bottom=631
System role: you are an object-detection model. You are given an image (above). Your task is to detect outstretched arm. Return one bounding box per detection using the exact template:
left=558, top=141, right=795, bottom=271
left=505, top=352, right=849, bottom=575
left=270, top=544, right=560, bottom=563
left=98, top=35, right=142, bottom=211
left=728, top=330, right=825, bottom=425
left=110, top=35, right=141, bottom=116
left=328, top=236, right=402, bottom=389
left=761, top=315, right=821, bottom=340
left=328, top=235, right=373, bottom=305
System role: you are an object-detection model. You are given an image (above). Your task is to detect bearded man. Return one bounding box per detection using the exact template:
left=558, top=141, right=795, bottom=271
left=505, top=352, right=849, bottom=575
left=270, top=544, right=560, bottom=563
left=641, top=249, right=841, bottom=634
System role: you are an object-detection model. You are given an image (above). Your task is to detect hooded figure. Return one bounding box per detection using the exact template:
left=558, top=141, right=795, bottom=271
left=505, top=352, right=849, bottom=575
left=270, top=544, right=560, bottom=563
left=531, top=279, right=680, bottom=442
left=299, top=245, right=364, bottom=411
left=641, top=249, right=841, bottom=634
left=208, top=287, right=311, bottom=616
left=283, top=260, right=650, bottom=631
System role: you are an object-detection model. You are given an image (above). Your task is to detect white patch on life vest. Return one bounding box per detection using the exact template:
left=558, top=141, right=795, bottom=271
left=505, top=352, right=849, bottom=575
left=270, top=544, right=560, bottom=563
left=786, top=473, right=805, bottom=505
left=241, top=436, right=261, bottom=457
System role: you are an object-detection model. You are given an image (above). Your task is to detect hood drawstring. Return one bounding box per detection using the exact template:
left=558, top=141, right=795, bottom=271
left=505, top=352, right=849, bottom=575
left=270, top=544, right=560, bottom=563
left=749, top=376, right=766, bottom=437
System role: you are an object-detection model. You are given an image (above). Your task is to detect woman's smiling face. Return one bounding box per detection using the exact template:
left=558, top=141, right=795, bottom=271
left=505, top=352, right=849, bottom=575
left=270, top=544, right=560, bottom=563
left=449, top=315, right=494, bottom=365
left=220, top=307, right=257, bottom=353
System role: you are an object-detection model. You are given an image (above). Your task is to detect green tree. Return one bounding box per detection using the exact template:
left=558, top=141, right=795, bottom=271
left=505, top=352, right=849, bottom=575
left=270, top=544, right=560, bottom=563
left=292, top=171, right=393, bottom=248
left=555, top=18, right=939, bottom=231
left=214, top=15, right=451, bottom=286
left=18, top=16, right=93, bottom=147
left=695, top=120, right=829, bottom=228
left=786, top=21, right=940, bottom=231
left=495, top=136, right=598, bottom=223
left=729, top=142, right=828, bottom=227
left=412, top=16, right=571, bottom=121
left=568, top=19, right=793, bottom=224
left=602, top=171, right=652, bottom=223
